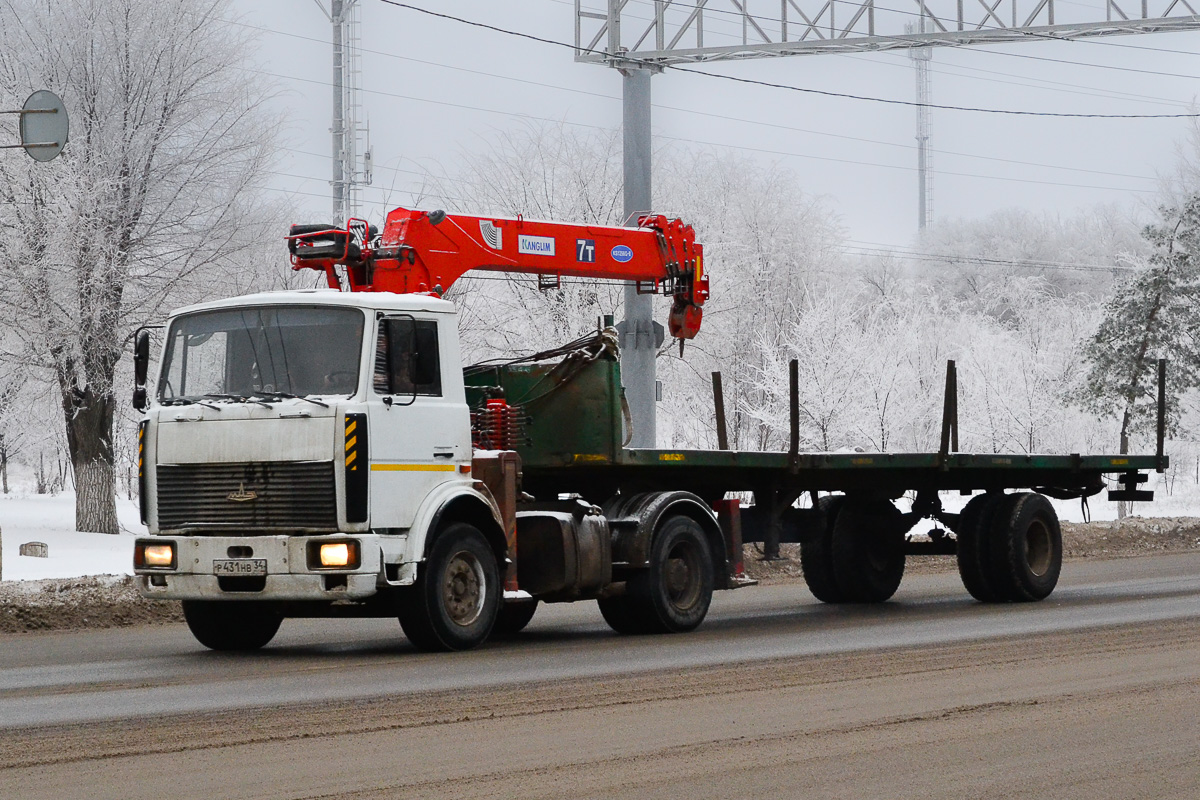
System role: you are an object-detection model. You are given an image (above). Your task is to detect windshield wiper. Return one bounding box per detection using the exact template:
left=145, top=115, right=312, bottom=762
left=166, top=397, right=222, bottom=411
left=249, top=390, right=329, bottom=409
left=203, top=393, right=271, bottom=408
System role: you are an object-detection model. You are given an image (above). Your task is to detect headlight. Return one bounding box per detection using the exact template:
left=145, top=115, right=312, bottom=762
left=307, top=540, right=360, bottom=570
left=135, top=541, right=176, bottom=570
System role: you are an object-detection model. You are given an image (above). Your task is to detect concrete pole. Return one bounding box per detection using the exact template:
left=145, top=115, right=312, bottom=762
left=331, top=0, right=346, bottom=225
left=620, top=67, right=656, bottom=448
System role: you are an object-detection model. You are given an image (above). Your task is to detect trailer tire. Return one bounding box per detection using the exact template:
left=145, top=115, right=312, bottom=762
left=602, top=515, right=714, bottom=634
left=800, top=495, right=849, bottom=603
left=831, top=500, right=906, bottom=603
left=398, top=522, right=500, bottom=651
left=955, top=492, right=1005, bottom=602
left=182, top=601, right=282, bottom=651
left=493, top=599, right=539, bottom=636
left=988, top=492, right=1062, bottom=602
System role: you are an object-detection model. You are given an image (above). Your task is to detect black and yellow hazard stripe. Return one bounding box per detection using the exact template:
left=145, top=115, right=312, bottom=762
left=344, top=413, right=368, bottom=523
left=137, top=420, right=148, bottom=525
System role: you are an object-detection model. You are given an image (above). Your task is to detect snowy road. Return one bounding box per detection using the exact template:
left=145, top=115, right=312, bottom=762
left=2, top=552, right=1199, bottom=729
left=2, top=553, right=1200, bottom=799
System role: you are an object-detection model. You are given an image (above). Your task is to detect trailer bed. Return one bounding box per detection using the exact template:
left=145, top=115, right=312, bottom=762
left=521, top=448, right=1158, bottom=502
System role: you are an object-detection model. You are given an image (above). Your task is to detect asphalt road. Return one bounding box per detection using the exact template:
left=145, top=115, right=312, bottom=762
left=2, top=553, right=1199, bottom=799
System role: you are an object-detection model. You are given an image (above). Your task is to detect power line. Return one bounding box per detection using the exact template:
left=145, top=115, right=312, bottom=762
left=377, top=1, right=1200, bottom=118
left=241, top=18, right=1177, bottom=181
left=240, top=10, right=1196, bottom=110
left=259, top=70, right=1159, bottom=193
left=842, top=239, right=1136, bottom=273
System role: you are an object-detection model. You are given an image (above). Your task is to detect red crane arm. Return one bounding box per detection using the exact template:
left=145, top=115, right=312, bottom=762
left=286, top=206, right=709, bottom=339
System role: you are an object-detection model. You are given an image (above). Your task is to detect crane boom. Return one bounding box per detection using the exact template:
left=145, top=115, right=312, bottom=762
left=286, top=207, right=708, bottom=339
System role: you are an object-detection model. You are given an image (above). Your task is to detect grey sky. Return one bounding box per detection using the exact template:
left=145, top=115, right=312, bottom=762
left=234, top=0, right=1200, bottom=248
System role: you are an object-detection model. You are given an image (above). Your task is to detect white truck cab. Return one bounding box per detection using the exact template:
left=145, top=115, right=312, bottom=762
left=134, top=289, right=510, bottom=650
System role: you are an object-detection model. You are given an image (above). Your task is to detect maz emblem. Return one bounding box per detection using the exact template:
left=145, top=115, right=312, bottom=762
left=227, top=482, right=258, bottom=502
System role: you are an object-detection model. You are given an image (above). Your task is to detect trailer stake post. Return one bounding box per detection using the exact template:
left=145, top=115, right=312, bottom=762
left=789, top=358, right=799, bottom=472
left=939, top=360, right=958, bottom=468
left=1157, top=358, right=1167, bottom=472
left=712, top=371, right=729, bottom=450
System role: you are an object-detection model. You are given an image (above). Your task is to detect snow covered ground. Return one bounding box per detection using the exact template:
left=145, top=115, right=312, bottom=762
left=0, top=493, right=144, bottom=582
left=1, top=470, right=1198, bottom=583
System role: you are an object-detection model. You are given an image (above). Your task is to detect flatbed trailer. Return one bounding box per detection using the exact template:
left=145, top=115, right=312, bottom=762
left=465, top=335, right=1165, bottom=616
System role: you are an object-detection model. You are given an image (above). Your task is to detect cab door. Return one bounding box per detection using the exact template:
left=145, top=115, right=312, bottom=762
left=366, top=314, right=470, bottom=528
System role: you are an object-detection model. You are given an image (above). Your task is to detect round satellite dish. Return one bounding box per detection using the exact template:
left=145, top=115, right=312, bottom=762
left=19, top=90, right=69, bottom=162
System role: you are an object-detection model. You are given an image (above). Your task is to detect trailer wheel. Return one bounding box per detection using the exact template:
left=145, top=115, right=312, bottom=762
left=988, top=492, right=1062, bottom=602
left=182, top=601, right=282, bottom=651
left=800, top=495, right=848, bottom=603
left=602, top=515, right=714, bottom=634
left=955, top=492, right=1005, bottom=602
left=492, top=599, right=539, bottom=637
left=831, top=500, right=906, bottom=603
left=398, top=522, right=500, bottom=651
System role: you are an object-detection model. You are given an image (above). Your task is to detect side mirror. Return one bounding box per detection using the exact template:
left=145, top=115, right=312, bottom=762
left=133, top=329, right=151, bottom=412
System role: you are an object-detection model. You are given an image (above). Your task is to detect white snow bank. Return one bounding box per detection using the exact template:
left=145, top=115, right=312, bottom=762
left=0, top=493, right=145, bottom=582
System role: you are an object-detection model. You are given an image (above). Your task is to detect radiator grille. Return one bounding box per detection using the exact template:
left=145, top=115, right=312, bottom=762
left=156, top=461, right=337, bottom=531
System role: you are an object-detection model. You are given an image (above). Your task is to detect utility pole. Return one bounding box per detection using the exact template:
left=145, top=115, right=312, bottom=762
left=620, top=66, right=659, bottom=448
left=315, top=0, right=372, bottom=225
left=908, top=18, right=933, bottom=231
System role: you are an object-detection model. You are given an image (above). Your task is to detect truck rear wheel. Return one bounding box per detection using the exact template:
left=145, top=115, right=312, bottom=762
left=600, top=515, right=714, bottom=634
left=955, top=492, right=1005, bottom=602
left=182, top=600, right=282, bottom=651
left=800, top=495, right=848, bottom=603
left=987, top=492, right=1062, bottom=602
left=830, top=500, right=905, bottom=603
left=398, top=522, right=500, bottom=651
left=596, top=594, right=647, bottom=635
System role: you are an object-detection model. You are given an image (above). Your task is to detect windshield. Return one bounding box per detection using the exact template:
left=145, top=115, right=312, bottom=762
left=157, top=306, right=365, bottom=403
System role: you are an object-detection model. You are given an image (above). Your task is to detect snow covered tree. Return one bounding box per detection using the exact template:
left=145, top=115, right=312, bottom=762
left=0, top=368, right=25, bottom=494
left=1080, top=197, right=1200, bottom=465
left=436, top=122, right=627, bottom=364
left=918, top=205, right=1144, bottom=300
left=0, top=0, right=275, bottom=532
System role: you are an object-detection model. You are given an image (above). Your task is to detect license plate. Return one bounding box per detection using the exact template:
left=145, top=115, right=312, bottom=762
left=212, top=558, right=267, bottom=576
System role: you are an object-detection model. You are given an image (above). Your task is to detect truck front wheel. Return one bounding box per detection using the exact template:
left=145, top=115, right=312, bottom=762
left=182, top=600, right=283, bottom=651
left=601, top=515, right=714, bottom=635
left=398, top=522, right=500, bottom=651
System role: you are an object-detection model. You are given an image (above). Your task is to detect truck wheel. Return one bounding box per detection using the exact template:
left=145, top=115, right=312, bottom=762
left=398, top=522, right=500, bottom=651
left=597, top=595, right=648, bottom=635
left=182, top=600, right=282, bottom=651
left=987, top=492, right=1062, bottom=602
left=831, top=500, right=906, bottom=603
left=603, top=515, right=714, bottom=634
left=493, top=599, right=539, bottom=637
left=800, top=495, right=848, bottom=603
left=955, top=492, right=1005, bottom=602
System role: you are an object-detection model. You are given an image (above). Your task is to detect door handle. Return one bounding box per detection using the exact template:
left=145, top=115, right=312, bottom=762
left=433, top=451, right=454, bottom=458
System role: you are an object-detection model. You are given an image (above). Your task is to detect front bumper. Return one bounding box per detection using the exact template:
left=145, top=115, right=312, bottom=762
left=135, top=534, right=384, bottom=601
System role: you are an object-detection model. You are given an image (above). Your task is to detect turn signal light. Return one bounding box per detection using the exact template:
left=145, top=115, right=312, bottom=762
left=135, top=541, right=176, bottom=569
left=307, top=540, right=361, bottom=570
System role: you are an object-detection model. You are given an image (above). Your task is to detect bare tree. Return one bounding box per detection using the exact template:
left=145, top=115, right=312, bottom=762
left=0, top=0, right=276, bottom=532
